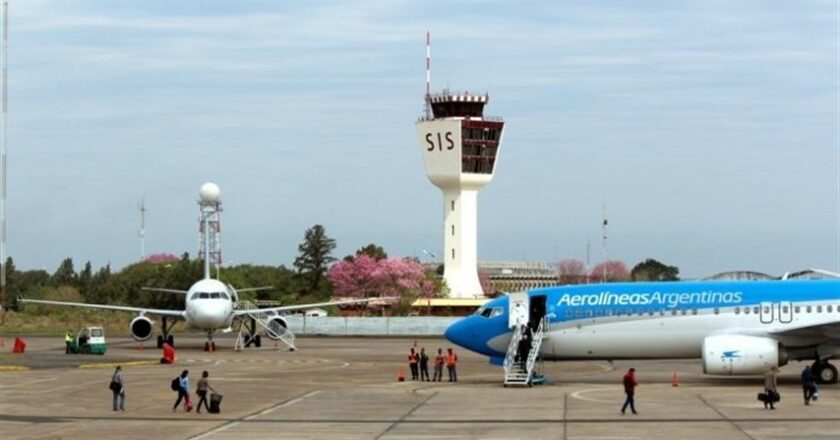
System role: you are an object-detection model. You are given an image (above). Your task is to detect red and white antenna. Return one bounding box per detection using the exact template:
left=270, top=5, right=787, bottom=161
left=424, top=31, right=431, bottom=119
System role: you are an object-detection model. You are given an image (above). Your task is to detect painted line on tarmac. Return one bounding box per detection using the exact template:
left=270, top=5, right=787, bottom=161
left=0, top=376, right=55, bottom=389
left=188, top=390, right=322, bottom=440
left=697, top=394, right=759, bottom=440
left=569, top=386, right=620, bottom=404
left=79, top=360, right=161, bottom=369
left=0, top=365, right=30, bottom=371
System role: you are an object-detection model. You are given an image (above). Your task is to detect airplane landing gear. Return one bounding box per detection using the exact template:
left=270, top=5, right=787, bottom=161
left=204, top=331, right=216, bottom=352
left=812, top=360, right=838, bottom=384
left=156, top=317, right=177, bottom=349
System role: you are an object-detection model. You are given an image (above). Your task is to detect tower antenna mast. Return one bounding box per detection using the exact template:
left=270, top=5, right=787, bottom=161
left=424, top=31, right=431, bottom=119
left=1, top=0, right=9, bottom=316
left=138, top=198, right=146, bottom=259
left=601, top=202, right=609, bottom=282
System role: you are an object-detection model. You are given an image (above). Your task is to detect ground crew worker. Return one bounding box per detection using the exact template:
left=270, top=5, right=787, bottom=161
left=621, top=367, right=638, bottom=415
left=446, top=348, right=458, bottom=382
left=801, top=365, right=816, bottom=405
left=408, top=348, right=419, bottom=380
left=419, top=347, right=430, bottom=381
left=433, top=348, right=445, bottom=382
left=65, top=330, right=73, bottom=354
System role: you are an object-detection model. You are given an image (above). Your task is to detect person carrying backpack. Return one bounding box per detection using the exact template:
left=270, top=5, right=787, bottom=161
left=172, top=370, right=192, bottom=412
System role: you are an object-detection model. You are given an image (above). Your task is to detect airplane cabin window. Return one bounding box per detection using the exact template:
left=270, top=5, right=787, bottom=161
left=734, top=307, right=740, bottom=314
left=680, top=309, right=687, bottom=315
left=828, top=305, right=833, bottom=313
left=713, top=307, right=719, bottom=315
left=585, top=310, right=593, bottom=318
left=647, top=309, right=654, bottom=316
left=659, top=309, right=665, bottom=316
left=671, top=309, right=677, bottom=316
left=806, top=306, right=812, bottom=313
left=795, top=306, right=800, bottom=313
left=199, top=292, right=210, bottom=299
left=817, top=305, right=822, bottom=313
left=744, top=307, right=750, bottom=315
left=566, top=310, right=573, bottom=318
left=575, top=309, right=583, bottom=318
left=782, top=306, right=789, bottom=313
left=691, top=309, right=698, bottom=315
left=753, top=306, right=759, bottom=314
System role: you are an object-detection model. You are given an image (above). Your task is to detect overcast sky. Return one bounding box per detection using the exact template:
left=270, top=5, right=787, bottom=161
left=3, top=0, right=838, bottom=278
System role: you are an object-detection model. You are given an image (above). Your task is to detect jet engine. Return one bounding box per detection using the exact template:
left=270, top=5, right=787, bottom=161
left=129, top=316, right=154, bottom=341
left=702, top=335, right=788, bottom=375
left=265, top=316, right=288, bottom=340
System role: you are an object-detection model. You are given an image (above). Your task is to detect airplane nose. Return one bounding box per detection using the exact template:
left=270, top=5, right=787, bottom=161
left=444, top=318, right=471, bottom=350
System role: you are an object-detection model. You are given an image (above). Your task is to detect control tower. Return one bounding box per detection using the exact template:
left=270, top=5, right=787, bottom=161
left=416, top=91, right=505, bottom=298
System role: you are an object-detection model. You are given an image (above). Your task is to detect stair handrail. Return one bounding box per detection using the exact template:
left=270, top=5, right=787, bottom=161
left=502, top=325, right=524, bottom=377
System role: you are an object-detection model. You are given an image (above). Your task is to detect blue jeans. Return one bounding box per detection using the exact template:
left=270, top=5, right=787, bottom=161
left=621, top=391, right=636, bottom=413
left=112, top=389, right=125, bottom=411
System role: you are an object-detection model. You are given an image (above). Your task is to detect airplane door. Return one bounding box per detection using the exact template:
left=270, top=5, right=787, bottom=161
left=778, top=302, right=792, bottom=323
left=759, top=301, right=773, bottom=324
left=508, top=292, right=529, bottom=329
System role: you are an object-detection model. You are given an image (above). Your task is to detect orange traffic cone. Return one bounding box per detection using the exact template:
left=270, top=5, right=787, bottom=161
left=138, top=342, right=144, bottom=350
left=397, top=367, right=405, bottom=382
left=671, top=372, right=680, bottom=387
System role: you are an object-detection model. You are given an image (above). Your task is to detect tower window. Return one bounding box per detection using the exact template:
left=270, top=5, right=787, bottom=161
left=451, top=248, right=455, bottom=260
left=451, top=225, right=455, bottom=236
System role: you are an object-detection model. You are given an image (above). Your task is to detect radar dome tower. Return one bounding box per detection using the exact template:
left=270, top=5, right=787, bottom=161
left=197, top=182, right=222, bottom=279
left=416, top=63, right=505, bottom=297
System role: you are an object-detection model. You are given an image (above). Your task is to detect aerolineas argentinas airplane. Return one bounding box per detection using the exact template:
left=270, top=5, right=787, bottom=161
left=444, top=279, right=840, bottom=383
left=20, top=270, right=383, bottom=351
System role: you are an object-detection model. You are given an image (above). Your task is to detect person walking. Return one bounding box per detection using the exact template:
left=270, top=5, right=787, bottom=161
left=621, top=368, right=638, bottom=415
left=110, top=366, right=125, bottom=411
left=408, top=348, right=419, bottom=381
left=433, top=348, right=445, bottom=382
left=419, top=348, right=430, bottom=381
left=195, top=370, right=217, bottom=414
left=446, top=348, right=458, bottom=382
left=801, top=365, right=816, bottom=405
left=517, top=325, right=532, bottom=370
left=763, top=366, right=779, bottom=410
left=173, top=370, right=192, bottom=412
left=65, top=330, right=73, bottom=354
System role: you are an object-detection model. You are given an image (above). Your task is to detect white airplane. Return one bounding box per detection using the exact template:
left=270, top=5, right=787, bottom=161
left=445, top=277, right=840, bottom=384
left=21, top=183, right=384, bottom=351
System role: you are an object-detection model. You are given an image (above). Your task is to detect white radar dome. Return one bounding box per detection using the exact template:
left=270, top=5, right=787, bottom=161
left=199, top=182, right=221, bottom=203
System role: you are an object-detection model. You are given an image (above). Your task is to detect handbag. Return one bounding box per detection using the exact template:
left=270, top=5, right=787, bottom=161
left=109, top=381, right=120, bottom=392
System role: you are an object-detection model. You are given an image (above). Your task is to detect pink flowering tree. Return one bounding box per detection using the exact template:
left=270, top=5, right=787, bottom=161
left=328, top=256, right=439, bottom=315
left=589, top=260, right=630, bottom=282
left=143, top=253, right=179, bottom=264
left=557, top=259, right=588, bottom=284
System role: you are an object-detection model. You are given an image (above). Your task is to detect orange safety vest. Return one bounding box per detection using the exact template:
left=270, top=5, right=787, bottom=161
left=408, top=352, right=419, bottom=364
left=446, top=352, right=458, bottom=366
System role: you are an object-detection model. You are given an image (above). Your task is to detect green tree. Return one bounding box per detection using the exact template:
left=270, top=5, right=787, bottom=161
left=52, top=257, right=77, bottom=287
left=344, top=243, right=388, bottom=262
left=2, top=256, right=17, bottom=311
left=293, top=224, right=336, bottom=295
left=78, top=261, right=93, bottom=295
left=631, top=258, right=680, bottom=281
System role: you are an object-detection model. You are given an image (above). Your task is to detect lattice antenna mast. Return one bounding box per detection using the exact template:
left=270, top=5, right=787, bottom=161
left=601, top=202, right=609, bottom=282
left=138, top=198, right=146, bottom=259
left=424, top=31, right=431, bottom=119
left=1, top=0, right=9, bottom=312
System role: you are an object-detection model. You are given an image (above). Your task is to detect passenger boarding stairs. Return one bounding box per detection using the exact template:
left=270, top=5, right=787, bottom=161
left=234, top=300, right=296, bottom=351
left=503, top=317, right=548, bottom=387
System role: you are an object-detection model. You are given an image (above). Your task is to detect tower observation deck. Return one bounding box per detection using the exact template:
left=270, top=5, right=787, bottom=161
left=416, top=90, right=505, bottom=298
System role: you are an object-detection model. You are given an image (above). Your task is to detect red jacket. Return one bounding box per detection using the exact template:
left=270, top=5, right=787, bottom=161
left=622, top=372, right=638, bottom=392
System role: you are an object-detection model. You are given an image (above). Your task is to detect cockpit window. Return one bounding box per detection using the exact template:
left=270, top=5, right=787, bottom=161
left=199, top=292, right=210, bottom=299
left=479, top=307, right=503, bottom=318
left=220, top=292, right=229, bottom=300
left=191, top=293, right=199, bottom=300
left=210, top=292, right=221, bottom=299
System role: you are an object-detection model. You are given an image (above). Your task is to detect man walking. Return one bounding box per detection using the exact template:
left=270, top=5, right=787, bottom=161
left=764, top=366, right=779, bottom=410
left=433, top=348, right=445, bottom=382
left=621, top=368, right=638, bottom=415
left=110, top=366, right=125, bottom=411
left=446, top=348, right=458, bottom=382
left=801, top=365, right=816, bottom=405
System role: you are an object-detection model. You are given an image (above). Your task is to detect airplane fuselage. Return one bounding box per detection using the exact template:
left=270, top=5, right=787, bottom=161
left=183, top=278, right=236, bottom=331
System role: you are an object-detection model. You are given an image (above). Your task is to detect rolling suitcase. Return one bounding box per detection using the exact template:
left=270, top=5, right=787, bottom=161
left=209, top=393, right=223, bottom=414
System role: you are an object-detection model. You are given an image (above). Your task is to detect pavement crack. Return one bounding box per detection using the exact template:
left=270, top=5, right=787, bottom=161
left=373, top=390, right=438, bottom=440
left=696, top=394, right=758, bottom=440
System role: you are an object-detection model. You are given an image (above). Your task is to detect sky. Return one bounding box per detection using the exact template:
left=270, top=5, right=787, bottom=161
left=2, top=0, right=838, bottom=279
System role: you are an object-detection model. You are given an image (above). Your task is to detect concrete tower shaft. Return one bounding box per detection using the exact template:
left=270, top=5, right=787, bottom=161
left=416, top=91, right=505, bottom=298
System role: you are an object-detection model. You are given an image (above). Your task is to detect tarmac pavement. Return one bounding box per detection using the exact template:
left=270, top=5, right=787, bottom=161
left=1, top=335, right=838, bottom=440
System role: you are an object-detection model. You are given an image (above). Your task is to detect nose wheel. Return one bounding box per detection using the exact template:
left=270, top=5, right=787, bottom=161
left=204, top=331, right=217, bottom=352
left=155, top=317, right=177, bottom=348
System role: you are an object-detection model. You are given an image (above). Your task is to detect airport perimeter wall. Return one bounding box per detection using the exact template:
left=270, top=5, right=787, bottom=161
left=283, top=316, right=459, bottom=336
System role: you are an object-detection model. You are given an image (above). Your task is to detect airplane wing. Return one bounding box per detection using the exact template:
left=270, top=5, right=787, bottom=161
left=233, top=297, right=396, bottom=316
left=141, top=287, right=188, bottom=294
left=770, top=320, right=840, bottom=342
left=235, top=286, right=274, bottom=293
left=18, top=298, right=185, bottom=318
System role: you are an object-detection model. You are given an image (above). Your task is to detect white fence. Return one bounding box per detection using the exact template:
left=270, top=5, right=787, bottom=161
left=283, top=316, right=459, bottom=336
